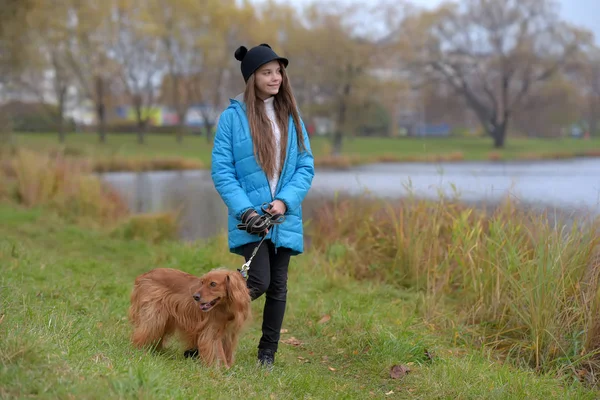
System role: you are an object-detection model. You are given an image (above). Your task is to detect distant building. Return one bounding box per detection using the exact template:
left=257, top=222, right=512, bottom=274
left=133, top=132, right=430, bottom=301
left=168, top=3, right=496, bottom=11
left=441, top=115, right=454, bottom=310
left=112, top=103, right=220, bottom=127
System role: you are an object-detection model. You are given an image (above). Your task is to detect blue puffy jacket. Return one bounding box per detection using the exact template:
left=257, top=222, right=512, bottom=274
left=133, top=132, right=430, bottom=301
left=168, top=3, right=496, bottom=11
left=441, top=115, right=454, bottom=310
left=211, top=95, right=315, bottom=256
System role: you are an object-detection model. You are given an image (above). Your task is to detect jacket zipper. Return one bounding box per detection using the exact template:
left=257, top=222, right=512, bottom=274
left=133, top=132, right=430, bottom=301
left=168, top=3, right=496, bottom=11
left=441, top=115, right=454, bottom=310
left=269, top=116, right=294, bottom=254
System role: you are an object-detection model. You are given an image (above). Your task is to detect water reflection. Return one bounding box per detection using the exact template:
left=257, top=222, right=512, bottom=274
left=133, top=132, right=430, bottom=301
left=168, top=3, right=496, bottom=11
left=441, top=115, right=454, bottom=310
left=100, top=158, right=600, bottom=241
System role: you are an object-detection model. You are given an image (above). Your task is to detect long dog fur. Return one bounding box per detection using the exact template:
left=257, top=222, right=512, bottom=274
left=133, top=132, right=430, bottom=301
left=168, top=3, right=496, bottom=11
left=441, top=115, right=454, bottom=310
left=128, top=267, right=251, bottom=368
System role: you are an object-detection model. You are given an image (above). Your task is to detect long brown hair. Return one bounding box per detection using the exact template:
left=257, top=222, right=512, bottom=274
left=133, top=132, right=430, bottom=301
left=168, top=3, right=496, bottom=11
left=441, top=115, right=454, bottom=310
left=244, top=61, right=306, bottom=179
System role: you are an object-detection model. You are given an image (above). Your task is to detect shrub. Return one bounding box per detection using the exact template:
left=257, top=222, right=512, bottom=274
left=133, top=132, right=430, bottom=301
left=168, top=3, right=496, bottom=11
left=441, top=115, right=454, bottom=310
left=4, top=149, right=128, bottom=226
left=115, top=212, right=179, bottom=243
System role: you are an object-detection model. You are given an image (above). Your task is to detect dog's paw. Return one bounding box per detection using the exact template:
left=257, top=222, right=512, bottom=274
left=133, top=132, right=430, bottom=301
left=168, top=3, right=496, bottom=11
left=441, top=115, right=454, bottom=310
left=184, top=349, right=199, bottom=359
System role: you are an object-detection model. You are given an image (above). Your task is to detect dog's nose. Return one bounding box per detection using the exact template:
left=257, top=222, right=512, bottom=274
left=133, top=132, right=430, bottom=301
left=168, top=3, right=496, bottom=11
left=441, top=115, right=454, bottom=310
left=192, top=294, right=201, bottom=302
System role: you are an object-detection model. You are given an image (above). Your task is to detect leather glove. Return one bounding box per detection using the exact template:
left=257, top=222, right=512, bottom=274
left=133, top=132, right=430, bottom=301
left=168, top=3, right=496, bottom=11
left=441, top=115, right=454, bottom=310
left=237, top=209, right=270, bottom=236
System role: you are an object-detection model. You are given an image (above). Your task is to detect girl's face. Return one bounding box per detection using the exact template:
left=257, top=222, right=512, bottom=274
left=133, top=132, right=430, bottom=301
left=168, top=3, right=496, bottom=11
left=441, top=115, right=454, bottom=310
left=254, top=61, right=282, bottom=100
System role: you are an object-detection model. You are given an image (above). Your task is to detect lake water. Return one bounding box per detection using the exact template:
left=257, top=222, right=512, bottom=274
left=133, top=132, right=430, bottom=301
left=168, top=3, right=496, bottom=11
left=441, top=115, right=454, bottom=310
left=101, top=158, right=600, bottom=241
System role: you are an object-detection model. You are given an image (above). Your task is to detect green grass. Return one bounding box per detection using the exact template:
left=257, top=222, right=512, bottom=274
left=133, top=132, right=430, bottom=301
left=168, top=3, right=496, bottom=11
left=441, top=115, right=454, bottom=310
left=9, top=132, right=600, bottom=171
left=335, top=135, right=600, bottom=160
left=1, top=203, right=598, bottom=399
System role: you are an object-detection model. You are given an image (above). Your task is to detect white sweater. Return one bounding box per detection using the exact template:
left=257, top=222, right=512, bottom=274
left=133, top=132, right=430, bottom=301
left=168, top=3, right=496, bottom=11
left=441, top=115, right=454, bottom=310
left=264, top=96, right=281, bottom=197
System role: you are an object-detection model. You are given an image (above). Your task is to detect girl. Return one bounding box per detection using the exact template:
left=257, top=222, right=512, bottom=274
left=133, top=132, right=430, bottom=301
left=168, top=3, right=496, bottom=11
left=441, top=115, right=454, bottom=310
left=210, top=43, right=315, bottom=367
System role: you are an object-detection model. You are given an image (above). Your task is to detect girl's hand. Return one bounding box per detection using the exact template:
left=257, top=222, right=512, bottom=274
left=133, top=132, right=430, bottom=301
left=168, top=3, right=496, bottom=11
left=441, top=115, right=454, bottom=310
left=269, top=200, right=287, bottom=215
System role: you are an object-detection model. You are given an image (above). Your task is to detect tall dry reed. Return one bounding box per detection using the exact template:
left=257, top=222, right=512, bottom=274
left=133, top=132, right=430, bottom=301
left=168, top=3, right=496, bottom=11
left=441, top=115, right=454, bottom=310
left=308, top=194, right=600, bottom=380
left=4, top=149, right=128, bottom=226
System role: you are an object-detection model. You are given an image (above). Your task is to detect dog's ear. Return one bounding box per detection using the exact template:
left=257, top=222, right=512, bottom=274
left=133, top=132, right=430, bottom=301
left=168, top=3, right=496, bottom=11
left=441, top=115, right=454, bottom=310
left=226, top=272, right=251, bottom=312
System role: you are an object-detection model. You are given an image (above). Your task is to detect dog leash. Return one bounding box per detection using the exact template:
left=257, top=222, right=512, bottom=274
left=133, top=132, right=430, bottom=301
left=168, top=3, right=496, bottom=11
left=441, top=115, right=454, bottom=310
left=238, top=204, right=285, bottom=279
left=238, top=234, right=267, bottom=279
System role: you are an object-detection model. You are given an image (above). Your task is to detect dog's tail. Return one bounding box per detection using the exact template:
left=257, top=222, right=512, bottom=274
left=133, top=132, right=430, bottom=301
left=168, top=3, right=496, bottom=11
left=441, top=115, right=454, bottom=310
left=128, top=281, right=143, bottom=325
left=128, top=278, right=173, bottom=348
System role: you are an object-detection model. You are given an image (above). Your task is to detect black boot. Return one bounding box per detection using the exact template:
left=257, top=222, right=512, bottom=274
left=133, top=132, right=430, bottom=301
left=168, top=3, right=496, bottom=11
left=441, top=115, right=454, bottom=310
left=257, top=348, right=275, bottom=368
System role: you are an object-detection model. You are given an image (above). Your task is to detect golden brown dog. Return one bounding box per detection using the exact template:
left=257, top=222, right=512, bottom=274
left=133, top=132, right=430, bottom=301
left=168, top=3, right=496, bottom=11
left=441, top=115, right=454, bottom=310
left=128, top=267, right=251, bottom=368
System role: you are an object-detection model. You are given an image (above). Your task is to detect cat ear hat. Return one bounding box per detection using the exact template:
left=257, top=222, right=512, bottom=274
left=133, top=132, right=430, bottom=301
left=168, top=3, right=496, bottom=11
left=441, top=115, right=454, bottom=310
left=234, top=43, right=289, bottom=83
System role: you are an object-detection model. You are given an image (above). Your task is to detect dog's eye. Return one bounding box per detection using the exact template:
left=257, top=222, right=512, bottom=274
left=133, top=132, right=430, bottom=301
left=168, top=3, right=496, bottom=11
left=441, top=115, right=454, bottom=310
left=210, top=282, right=217, bottom=287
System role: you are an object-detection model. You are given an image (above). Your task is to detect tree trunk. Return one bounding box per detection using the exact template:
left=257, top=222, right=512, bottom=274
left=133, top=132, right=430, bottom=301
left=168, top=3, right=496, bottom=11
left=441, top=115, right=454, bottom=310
left=589, top=99, right=599, bottom=137
left=135, top=110, right=145, bottom=145
left=176, top=111, right=186, bottom=144
left=491, top=123, right=507, bottom=148
left=95, top=76, right=106, bottom=143
left=137, top=123, right=145, bottom=145
left=96, top=103, right=106, bottom=144
left=207, top=68, right=225, bottom=145
left=0, top=108, right=13, bottom=147
left=57, top=113, right=65, bottom=144
left=204, top=120, right=214, bottom=144
left=332, top=81, right=351, bottom=156
left=332, top=129, right=343, bottom=156
left=57, top=88, right=66, bottom=143
left=200, top=107, right=215, bottom=144
left=132, top=95, right=146, bottom=145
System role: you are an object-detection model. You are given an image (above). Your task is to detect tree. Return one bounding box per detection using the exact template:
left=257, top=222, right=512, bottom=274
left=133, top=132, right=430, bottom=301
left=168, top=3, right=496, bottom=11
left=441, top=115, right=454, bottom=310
left=0, top=0, right=36, bottom=80
left=194, top=0, right=259, bottom=143
left=149, top=0, right=205, bottom=143
left=400, top=0, right=593, bottom=147
left=574, top=48, right=600, bottom=136
left=111, top=0, right=163, bottom=144
left=15, top=1, right=74, bottom=142
left=63, top=0, right=115, bottom=143
left=152, top=0, right=251, bottom=143
left=289, top=3, right=381, bottom=155
left=0, top=0, right=37, bottom=144
left=587, top=52, right=600, bottom=136
left=512, top=73, right=582, bottom=137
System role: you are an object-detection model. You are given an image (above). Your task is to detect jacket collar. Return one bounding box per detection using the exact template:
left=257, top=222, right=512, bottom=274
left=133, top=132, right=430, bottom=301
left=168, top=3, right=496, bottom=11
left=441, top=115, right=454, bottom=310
left=230, top=92, right=246, bottom=111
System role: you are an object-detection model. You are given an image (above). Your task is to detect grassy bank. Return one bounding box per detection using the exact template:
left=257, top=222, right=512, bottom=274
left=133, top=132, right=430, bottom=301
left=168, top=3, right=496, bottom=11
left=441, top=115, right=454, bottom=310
left=1, top=204, right=599, bottom=399
left=2, top=150, right=600, bottom=398
left=9, top=132, right=600, bottom=171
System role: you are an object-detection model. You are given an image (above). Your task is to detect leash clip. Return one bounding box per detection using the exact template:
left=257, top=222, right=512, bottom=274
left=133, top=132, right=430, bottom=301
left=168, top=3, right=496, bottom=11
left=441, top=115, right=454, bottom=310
left=238, top=234, right=266, bottom=279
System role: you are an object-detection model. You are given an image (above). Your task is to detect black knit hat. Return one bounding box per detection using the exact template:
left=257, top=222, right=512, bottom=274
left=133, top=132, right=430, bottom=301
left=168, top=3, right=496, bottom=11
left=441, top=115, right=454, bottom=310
left=234, top=43, right=289, bottom=83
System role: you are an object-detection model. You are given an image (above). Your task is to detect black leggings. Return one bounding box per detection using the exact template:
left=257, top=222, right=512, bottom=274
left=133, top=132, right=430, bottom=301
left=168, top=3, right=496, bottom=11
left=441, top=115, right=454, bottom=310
left=240, top=239, right=292, bottom=352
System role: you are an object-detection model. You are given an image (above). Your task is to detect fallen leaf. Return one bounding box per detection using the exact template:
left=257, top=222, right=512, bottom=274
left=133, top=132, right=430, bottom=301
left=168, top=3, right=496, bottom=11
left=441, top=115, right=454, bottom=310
left=385, top=390, right=394, bottom=395
left=280, top=329, right=289, bottom=334
left=0, top=314, right=4, bottom=325
left=390, top=364, right=411, bottom=379
left=318, top=314, right=331, bottom=324
left=328, top=367, right=336, bottom=371
left=281, top=337, right=303, bottom=346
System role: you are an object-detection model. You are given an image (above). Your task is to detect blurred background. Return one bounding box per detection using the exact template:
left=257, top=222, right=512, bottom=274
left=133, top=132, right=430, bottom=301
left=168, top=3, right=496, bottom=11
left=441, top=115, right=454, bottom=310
left=0, top=0, right=599, bottom=240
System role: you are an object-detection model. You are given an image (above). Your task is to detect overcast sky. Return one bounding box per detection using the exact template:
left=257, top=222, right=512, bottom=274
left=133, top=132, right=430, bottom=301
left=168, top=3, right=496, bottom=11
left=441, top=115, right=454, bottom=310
left=279, top=0, right=599, bottom=43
